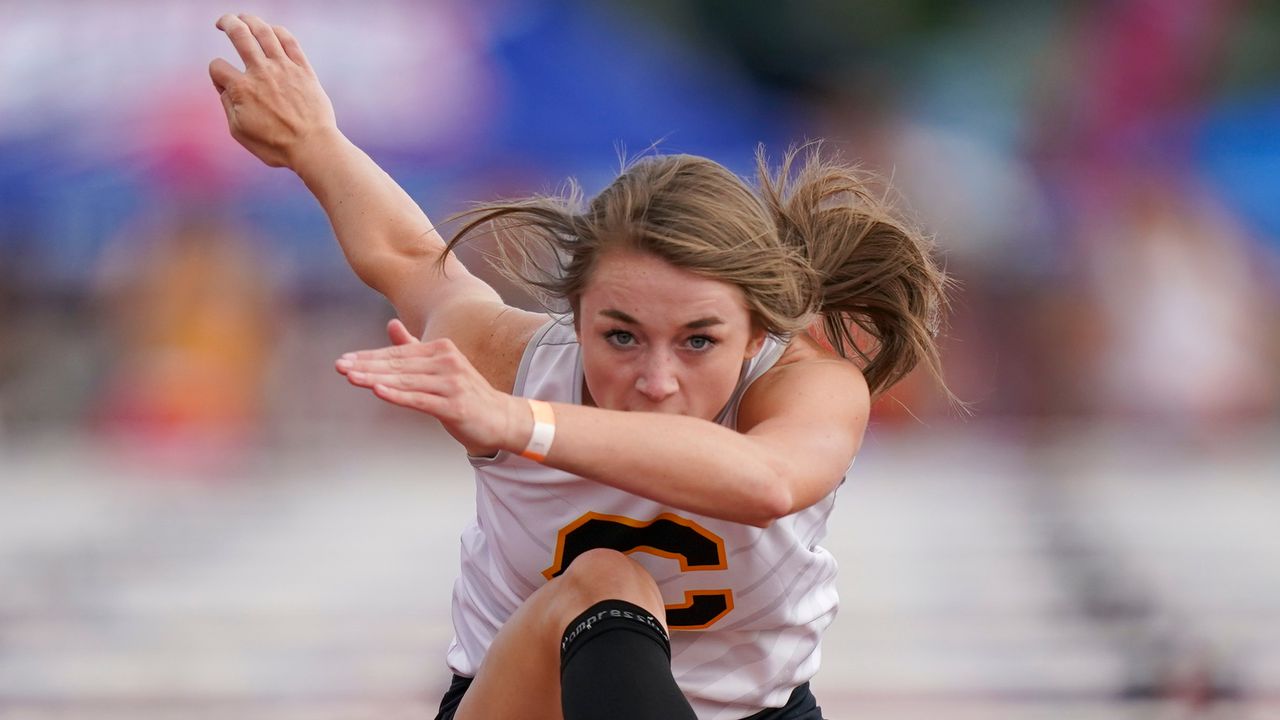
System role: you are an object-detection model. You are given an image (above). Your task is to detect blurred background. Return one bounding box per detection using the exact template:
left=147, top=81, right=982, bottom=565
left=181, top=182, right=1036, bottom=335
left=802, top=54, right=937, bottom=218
left=1, top=0, right=1278, bottom=718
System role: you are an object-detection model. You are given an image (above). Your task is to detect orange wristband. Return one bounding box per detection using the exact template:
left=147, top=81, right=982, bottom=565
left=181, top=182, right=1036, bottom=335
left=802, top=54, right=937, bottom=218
left=520, top=399, right=556, bottom=462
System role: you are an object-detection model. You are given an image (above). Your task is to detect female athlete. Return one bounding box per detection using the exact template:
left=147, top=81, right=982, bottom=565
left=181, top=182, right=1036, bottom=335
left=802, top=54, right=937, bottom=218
left=210, top=13, right=949, bottom=720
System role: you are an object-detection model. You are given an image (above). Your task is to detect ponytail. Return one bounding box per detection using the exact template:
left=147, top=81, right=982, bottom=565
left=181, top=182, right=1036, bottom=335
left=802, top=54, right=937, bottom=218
left=757, top=146, right=951, bottom=398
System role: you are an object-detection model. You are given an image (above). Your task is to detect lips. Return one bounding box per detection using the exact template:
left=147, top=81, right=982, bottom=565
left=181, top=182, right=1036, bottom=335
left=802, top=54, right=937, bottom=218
left=629, top=401, right=685, bottom=415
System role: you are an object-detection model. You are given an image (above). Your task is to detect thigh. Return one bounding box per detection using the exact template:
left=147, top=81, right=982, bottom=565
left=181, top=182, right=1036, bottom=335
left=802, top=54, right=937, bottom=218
left=453, top=579, right=565, bottom=720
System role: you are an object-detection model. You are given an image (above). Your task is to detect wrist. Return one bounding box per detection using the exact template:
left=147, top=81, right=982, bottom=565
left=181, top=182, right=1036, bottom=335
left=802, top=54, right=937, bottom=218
left=287, top=125, right=350, bottom=179
left=503, top=395, right=536, bottom=454
left=510, top=398, right=556, bottom=463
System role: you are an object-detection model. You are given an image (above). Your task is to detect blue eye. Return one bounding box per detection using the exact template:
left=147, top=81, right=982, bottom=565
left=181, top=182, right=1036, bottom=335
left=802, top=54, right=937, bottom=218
left=687, top=335, right=715, bottom=351
left=605, top=330, right=636, bottom=347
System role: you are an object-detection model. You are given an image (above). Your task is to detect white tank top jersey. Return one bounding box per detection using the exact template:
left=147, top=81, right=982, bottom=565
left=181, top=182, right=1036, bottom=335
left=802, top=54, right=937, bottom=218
left=447, top=318, right=848, bottom=720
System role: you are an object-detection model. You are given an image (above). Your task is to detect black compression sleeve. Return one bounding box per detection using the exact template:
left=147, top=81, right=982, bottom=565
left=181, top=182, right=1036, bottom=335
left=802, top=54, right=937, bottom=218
left=559, top=599, right=696, bottom=720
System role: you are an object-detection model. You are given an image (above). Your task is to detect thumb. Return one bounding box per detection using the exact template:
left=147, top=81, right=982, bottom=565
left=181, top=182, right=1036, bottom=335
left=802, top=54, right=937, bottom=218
left=209, top=57, right=242, bottom=94
left=387, top=318, right=420, bottom=345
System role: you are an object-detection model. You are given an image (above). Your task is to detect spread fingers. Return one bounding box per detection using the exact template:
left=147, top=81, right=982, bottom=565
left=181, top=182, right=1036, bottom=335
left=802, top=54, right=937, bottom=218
left=215, top=14, right=265, bottom=68
left=273, top=24, right=311, bottom=69
left=239, top=13, right=287, bottom=60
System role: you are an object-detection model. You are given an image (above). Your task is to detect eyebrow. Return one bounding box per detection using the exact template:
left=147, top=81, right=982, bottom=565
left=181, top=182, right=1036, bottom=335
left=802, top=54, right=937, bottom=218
left=600, top=308, right=725, bottom=330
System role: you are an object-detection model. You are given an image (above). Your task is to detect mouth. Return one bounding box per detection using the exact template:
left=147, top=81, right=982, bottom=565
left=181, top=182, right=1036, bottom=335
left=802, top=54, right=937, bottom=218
left=629, top=401, right=684, bottom=415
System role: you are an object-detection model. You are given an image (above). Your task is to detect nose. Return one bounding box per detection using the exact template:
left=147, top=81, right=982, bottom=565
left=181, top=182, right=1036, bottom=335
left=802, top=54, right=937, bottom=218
left=635, top=353, right=679, bottom=402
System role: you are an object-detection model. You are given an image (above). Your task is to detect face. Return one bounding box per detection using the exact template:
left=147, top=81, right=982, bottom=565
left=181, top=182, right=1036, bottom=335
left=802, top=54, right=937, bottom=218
left=575, top=249, right=766, bottom=419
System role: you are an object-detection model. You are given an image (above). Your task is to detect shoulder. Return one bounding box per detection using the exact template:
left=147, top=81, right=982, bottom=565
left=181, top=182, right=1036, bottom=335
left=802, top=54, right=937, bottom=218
left=734, top=332, right=869, bottom=509
left=738, top=332, right=870, bottom=434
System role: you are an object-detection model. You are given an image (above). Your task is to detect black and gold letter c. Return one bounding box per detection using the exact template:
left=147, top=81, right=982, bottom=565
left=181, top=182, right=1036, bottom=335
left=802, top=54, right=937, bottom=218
left=544, top=512, right=734, bottom=630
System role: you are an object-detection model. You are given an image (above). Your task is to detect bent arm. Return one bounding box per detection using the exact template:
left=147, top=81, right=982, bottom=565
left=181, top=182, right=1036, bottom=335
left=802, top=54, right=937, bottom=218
left=518, top=360, right=868, bottom=527
left=340, top=335, right=868, bottom=524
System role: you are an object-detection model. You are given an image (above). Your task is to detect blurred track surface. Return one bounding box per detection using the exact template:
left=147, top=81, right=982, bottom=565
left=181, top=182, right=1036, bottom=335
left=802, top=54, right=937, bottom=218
left=1, top=426, right=1278, bottom=719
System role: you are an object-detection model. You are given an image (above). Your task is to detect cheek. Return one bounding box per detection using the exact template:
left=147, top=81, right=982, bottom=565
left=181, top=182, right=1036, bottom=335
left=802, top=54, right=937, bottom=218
left=582, top=353, right=632, bottom=401
left=688, top=357, right=748, bottom=411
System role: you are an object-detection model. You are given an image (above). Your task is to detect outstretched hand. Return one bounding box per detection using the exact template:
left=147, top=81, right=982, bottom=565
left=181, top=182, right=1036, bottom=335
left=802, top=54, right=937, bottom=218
left=336, top=320, right=531, bottom=454
left=209, top=13, right=338, bottom=169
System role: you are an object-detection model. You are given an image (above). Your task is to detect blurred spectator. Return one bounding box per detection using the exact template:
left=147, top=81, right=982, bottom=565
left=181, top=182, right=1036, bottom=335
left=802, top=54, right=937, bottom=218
left=1084, top=172, right=1277, bottom=431
left=92, top=207, right=277, bottom=470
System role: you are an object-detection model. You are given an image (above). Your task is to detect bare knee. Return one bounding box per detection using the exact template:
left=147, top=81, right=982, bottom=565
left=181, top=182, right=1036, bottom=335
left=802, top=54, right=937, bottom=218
left=562, top=548, right=657, bottom=600
left=550, top=549, right=665, bottom=629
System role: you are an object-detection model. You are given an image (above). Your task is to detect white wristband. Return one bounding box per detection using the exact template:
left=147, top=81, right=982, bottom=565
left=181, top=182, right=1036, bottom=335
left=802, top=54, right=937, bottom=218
left=520, top=399, right=555, bottom=462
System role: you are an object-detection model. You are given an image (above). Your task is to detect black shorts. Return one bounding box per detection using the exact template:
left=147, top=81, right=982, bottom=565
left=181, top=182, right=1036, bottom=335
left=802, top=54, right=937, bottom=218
left=433, top=674, right=825, bottom=720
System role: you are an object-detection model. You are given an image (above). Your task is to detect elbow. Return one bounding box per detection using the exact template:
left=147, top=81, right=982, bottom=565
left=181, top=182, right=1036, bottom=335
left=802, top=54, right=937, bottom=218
left=348, top=250, right=394, bottom=293
left=351, top=263, right=384, bottom=294
left=352, top=246, right=433, bottom=294
left=745, top=480, right=794, bottom=529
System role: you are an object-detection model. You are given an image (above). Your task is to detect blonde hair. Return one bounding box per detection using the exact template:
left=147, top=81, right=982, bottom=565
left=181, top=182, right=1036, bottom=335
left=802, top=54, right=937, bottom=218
left=444, top=146, right=950, bottom=398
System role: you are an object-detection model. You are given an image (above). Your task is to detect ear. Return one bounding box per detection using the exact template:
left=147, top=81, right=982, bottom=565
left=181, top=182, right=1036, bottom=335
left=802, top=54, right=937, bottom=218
left=570, top=297, right=583, bottom=339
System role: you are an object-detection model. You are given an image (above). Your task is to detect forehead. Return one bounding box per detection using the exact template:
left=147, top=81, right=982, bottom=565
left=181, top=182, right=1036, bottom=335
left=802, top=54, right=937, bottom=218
left=581, top=251, right=748, bottom=322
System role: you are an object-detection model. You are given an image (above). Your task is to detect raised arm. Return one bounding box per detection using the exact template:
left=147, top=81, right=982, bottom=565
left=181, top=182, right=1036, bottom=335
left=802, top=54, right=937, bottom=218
left=532, top=354, right=869, bottom=526
left=208, top=13, right=541, bottom=384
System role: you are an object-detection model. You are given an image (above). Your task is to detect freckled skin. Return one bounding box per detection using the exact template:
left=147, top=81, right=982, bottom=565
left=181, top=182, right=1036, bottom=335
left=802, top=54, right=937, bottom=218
left=575, top=250, right=766, bottom=419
